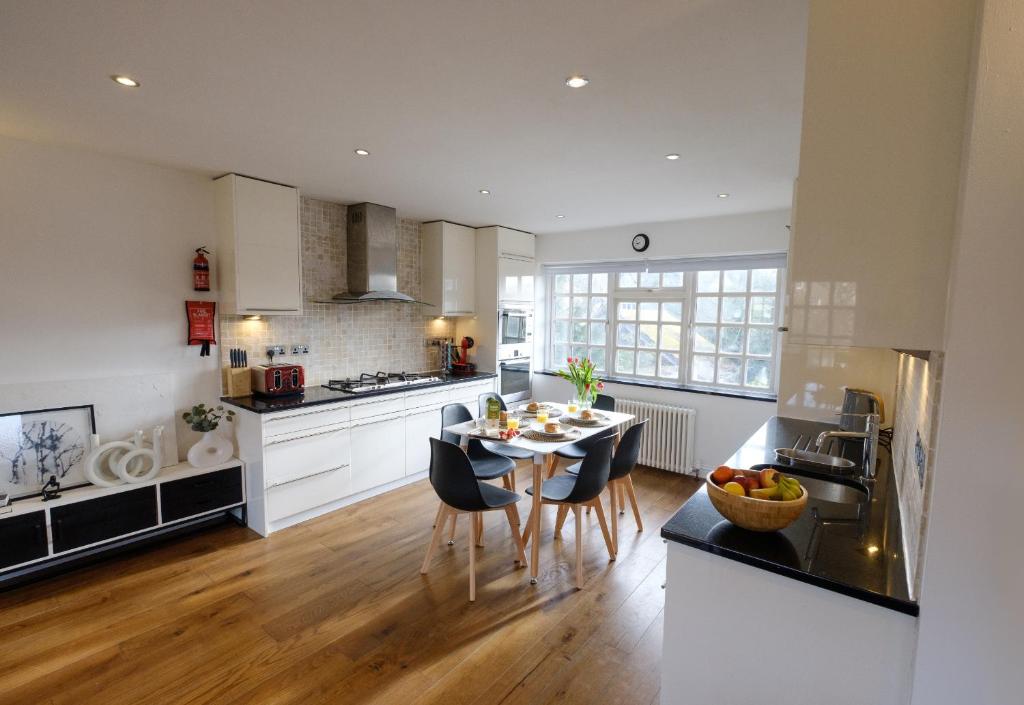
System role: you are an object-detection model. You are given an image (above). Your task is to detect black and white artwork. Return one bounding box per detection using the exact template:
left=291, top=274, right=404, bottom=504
left=0, top=405, right=95, bottom=499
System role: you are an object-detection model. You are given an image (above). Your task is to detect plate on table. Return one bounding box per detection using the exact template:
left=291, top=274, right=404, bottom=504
left=530, top=422, right=569, bottom=438
left=517, top=402, right=555, bottom=417
left=559, top=411, right=611, bottom=427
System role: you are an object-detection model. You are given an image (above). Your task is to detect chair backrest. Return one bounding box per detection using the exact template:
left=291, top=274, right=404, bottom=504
left=594, top=394, right=615, bottom=411
left=428, top=437, right=488, bottom=512
left=440, top=403, right=472, bottom=445
left=610, top=420, right=647, bottom=481
left=563, top=435, right=615, bottom=504
left=477, top=392, right=507, bottom=419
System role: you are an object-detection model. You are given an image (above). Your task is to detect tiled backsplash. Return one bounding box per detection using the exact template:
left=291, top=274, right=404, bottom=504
left=220, top=197, right=452, bottom=385
left=892, top=351, right=943, bottom=598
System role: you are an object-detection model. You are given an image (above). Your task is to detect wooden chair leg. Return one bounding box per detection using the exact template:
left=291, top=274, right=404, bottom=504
left=618, top=482, right=627, bottom=515
left=546, top=455, right=559, bottom=479
left=509, top=467, right=517, bottom=492
left=432, top=501, right=444, bottom=528
left=591, top=499, right=615, bottom=560
left=504, top=505, right=528, bottom=567
left=573, top=505, right=584, bottom=590
left=501, top=474, right=512, bottom=490
left=475, top=512, right=484, bottom=547
left=448, top=512, right=458, bottom=545
left=422, top=505, right=450, bottom=573
left=609, top=483, right=619, bottom=554
left=554, top=504, right=569, bottom=538
left=625, top=475, right=643, bottom=531
left=521, top=505, right=535, bottom=545
left=469, top=512, right=477, bottom=601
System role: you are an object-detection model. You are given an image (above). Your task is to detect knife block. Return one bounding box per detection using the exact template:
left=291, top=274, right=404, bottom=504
left=222, top=367, right=252, bottom=397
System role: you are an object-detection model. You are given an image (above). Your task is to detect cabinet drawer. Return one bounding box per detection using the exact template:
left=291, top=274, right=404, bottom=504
left=51, top=487, right=157, bottom=554
left=263, top=403, right=351, bottom=438
left=0, top=511, right=49, bottom=570
left=405, top=388, right=449, bottom=411
left=160, top=467, right=243, bottom=523
left=264, top=423, right=351, bottom=487
left=350, top=395, right=406, bottom=421
left=449, top=381, right=494, bottom=404
left=267, top=464, right=351, bottom=522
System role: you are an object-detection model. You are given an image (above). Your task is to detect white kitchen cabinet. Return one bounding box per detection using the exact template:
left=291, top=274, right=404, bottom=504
left=214, top=173, right=302, bottom=316
left=496, top=227, right=535, bottom=259
left=498, top=256, right=535, bottom=305
left=349, top=411, right=407, bottom=494
left=404, top=405, right=440, bottom=476
left=421, top=221, right=476, bottom=316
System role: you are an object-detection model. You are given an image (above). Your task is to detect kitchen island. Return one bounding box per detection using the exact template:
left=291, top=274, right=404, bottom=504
left=660, top=416, right=918, bottom=705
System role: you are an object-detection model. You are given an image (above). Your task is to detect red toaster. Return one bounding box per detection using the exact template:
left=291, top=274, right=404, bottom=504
left=251, top=364, right=304, bottom=396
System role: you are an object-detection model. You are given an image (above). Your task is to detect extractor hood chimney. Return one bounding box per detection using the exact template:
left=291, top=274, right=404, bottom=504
left=328, top=202, right=428, bottom=305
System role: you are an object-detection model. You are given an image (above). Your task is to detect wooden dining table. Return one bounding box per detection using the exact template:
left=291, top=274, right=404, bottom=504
left=443, top=402, right=635, bottom=584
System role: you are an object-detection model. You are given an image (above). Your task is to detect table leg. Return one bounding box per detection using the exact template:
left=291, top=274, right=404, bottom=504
left=530, top=451, right=543, bottom=584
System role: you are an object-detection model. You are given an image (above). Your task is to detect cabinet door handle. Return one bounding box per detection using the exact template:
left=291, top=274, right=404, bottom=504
left=265, top=426, right=349, bottom=446
left=350, top=412, right=406, bottom=427
left=244, top=307, right=299, bottom=312
left=266, top=408, right=349, bottom=422
left=267, top=464, right=348, bottom=489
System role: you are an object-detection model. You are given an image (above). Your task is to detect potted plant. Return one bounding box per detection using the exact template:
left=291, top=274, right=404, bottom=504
left=183, top=404, right=235, bottom=468
left=556, top=357, right=605, bottom=408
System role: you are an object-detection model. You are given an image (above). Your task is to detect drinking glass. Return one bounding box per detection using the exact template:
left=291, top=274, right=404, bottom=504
left=567, top=399, right=579, bottom=414
left=536, top=409, right=549, bottom=424
left=507, top=414, right=520, bottom=432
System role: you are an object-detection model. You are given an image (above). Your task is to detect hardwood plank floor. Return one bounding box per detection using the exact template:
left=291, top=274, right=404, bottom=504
left=0, top=466, right=699, bottom=705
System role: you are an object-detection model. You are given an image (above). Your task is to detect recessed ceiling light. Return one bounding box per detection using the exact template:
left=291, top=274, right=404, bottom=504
left=665, top=154, right=681, bottom=160
left=717, top=193, right=730, bottom=198
left=565, top=75, right=589, bottom=88
left=111, top=75, right=140, bottom=88
left=354, top=148, right=370, bottom=156
left=556, top=214, right=566, bottom=219
left=479, top=189, right=490, bottom=195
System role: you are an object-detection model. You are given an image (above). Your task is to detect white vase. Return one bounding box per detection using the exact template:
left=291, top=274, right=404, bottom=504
left=187, top=431, right=233, bottom=468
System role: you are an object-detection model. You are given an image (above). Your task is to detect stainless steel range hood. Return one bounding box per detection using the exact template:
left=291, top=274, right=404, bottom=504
left=324, top=202, right=430, bottom=305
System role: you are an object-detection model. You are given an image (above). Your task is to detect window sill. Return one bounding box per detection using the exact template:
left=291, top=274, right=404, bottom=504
left=534, top=370, right=778, bottom=403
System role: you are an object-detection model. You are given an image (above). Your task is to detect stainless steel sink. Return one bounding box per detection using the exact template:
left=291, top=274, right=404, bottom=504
left=787, top=472, right=869, bottom=505
left=775, top=447, right=856, bottom=471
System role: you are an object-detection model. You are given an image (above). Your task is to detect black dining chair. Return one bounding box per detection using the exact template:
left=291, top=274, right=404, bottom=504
left=521, top=435, right=617, bottom=589
left=559, top=420, right=647, bottom=554
left=477, top=392, right=533, bottom=488
left=437, top=403, right=517, bottom=545
left=421, top=438, right=527, bottom=601
left=545, top=394, right=618, bottom=479
left=594, top=394, right=615, bottom=411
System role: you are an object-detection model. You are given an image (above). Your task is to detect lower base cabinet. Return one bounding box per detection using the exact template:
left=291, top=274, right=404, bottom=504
left=350, top=412, right=406, bottom=495
left=161, top=467, right=243, bottom=523
left=0, top=511, right=48, bottom=569
left=405, top=405, right=442, bottom=476
left=51, top=487, right=158, bottom=554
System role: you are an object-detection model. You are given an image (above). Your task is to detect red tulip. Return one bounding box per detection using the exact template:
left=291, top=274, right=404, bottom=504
left=597, top=381, right=605, bottom=390
left=566, top=357, right=573, bottom=364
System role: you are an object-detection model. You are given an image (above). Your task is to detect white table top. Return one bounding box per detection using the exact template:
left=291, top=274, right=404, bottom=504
left=442, top=403, right=635, bottom=455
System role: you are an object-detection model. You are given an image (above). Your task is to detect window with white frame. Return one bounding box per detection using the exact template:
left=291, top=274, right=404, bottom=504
left=546, top=257, right=784, bottom=395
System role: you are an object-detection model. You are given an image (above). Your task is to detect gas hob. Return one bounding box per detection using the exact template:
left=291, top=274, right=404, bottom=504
left=322, top=371, right=442, bottom=394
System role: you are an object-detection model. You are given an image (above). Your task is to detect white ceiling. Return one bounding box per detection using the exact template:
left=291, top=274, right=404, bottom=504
left=0, top=0, right=807, bottom=234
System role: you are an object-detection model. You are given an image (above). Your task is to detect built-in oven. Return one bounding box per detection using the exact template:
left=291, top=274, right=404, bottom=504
left=498, top=357, right=531, bottom=402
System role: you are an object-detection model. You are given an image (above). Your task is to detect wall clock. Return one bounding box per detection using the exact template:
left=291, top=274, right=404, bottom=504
left=632, top=233, right=650, bottom=252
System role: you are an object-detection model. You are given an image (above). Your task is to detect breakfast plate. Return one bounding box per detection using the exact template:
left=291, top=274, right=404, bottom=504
left=517, top=401, right=555, bottom=416
left=559, top=411, right=611, bottom=427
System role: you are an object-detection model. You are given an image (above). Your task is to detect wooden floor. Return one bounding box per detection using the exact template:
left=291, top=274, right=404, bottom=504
left=0, top=466, right=699, bottom=705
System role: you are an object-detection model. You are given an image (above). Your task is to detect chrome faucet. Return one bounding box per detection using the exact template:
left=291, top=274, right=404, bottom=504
left=816, top=413, right=880, bottom=481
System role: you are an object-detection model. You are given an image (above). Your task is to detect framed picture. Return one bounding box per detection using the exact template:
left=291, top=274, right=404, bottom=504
left=0, top=405, right=96, bottom=499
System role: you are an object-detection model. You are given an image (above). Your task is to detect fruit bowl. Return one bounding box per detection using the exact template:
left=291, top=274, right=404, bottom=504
left=705, top=476, right=807, bottom=532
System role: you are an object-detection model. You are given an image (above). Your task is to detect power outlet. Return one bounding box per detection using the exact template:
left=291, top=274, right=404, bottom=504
left=267, top=345, right=286, bottom=358
left=291, top=345, right=310, bottom=354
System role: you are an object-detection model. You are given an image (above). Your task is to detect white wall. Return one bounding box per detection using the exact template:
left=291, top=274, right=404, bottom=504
left=911, top=1, right=1024, bottom=701
left=0, top=136, right=221, bottom=460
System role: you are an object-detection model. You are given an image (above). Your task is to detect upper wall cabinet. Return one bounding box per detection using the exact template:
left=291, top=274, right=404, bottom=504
left=214, top=174, right=302, bottom=316
left=421, top=221, right=476, bottom=316
left=496, top=227, right=535, bottom=259
left=785, top=1, right=975, bottom=351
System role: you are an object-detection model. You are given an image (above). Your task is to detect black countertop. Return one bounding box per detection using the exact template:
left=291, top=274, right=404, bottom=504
left=221, top=370, right=497, bottom=413
left=661, top=416, right=917, bottom=616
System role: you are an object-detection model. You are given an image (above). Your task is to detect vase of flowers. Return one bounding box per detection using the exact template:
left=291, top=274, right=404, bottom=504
left=183, top=404, right=235, bottom=468
left=556, top=357, right=604, bottom=408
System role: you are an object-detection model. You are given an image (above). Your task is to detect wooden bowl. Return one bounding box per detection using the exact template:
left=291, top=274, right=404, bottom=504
left=705, top=477, right=807, bottom=532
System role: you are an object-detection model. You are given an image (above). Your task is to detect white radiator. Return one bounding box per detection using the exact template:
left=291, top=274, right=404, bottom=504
left=615, top=399, right=696, bottom=474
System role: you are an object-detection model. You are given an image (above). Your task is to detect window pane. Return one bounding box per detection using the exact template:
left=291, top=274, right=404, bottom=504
left=591, top=273, right=608, bottom=293
left=590, top=297, right=608, bottom=320
left=616, top=323, right=636, bottom=346
left=554, top=274, right=571, bottom=294
left=697, top=271, right=720, bottom=293
left=615, top=349, right=635, bottom=374
left=590, top=322, right=606, bottom=345
left=637, top=351, right=657, bottom=376
left=659, top=352, right=680, bottom=379
left=695, top=297, right=719, bottom=323
left=723, top=270, right=748, bottom=292
left=662, top=272, right=684, bottom=287
left=619, top=272, right=638, bottom=288
left=745, top=359, right=771, bottom=388
left=638, top=324, right=658, bottom=348
left=660, top=324, right=681, bottom=350
left=554, top=296, right=570, bottom=318
left=693, top=326, right=717, bottom=353
left=721, top=297, right=746, bottom=323
left=617, top=301, right=637, bottom=321
left=639, top=271, right=660, bottom=288
left=749, top=296, right=776, bottom=324
left=572, top=296, right=588, bottom=318
left=589, top=347, right=606, bottom=371
left=639, top=302, right=659, bottom=321
left=751, top=268, right=777, bottom=292
left=553, top=320, right=569, bottom=343
left=571, top=345, right=587, bottom=361
left=661, top=302, right=683, bottom=322
left=692, top=355, right=715, bottom=383
left=719, top=327, right=744, bottom=354
left=572, top=273, right=589, bottom=293
left=552, top=344, right=569, bottom=366
left=747, top=327, right=773, bottom=356
left=717, top=356, right=742, bottom=385
left=572, top=321, right=588, bottom=344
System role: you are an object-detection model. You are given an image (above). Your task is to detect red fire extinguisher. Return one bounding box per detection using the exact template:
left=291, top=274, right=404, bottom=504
left=193, top=247, right=210, bottom=291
